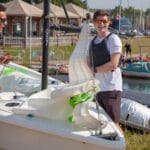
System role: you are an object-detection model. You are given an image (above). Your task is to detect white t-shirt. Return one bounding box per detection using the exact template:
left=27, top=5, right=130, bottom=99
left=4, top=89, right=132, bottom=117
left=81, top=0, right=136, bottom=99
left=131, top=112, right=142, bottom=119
left=92, top=33, right=122, bottom=91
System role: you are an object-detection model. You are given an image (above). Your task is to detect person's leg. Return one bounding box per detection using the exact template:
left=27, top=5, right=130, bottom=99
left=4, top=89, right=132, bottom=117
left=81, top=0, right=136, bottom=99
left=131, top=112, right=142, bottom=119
left=129, top=50, right=131, bottom=57
left=97, top=91, right=123, bottom=134
left=126, top=50, right=128, bottom=57
left=96, top=92, right=107, bottom=112
left=97, top=91, right=120, bottom=121
left=126, top=50, right=128, bottom=58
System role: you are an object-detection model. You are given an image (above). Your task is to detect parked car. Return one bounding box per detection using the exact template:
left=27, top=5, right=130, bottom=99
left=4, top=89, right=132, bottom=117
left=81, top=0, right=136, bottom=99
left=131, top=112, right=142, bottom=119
left=126, top=31, right=136, bottom=37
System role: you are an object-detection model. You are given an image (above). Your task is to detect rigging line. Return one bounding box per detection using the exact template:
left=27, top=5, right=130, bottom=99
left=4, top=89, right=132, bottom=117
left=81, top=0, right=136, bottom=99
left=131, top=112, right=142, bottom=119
left=60, top=0, right=70, bottom=25
left=90, top=33, right=104, bottom=135
left=50, top=0, right=81, bottom=33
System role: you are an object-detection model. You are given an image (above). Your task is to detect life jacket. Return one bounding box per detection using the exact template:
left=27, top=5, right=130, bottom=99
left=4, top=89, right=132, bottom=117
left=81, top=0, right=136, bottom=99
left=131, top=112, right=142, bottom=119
left=89, top=33, right=112, bottom=69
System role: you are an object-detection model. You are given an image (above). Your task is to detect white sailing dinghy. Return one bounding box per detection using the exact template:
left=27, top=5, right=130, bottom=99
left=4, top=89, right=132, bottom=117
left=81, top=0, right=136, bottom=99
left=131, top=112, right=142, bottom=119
left=0, top=62, right=63, bottom=95
left=0, top=3, right=126, bottom=149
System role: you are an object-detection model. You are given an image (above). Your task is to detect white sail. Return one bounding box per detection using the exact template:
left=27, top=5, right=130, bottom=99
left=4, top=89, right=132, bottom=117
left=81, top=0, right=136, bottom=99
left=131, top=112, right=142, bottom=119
left=69, top=22, right=93, bottom=84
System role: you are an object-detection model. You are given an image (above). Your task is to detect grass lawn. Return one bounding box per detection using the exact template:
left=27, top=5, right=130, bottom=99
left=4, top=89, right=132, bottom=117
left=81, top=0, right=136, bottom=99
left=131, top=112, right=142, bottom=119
left=124, top=128, right=150, bottom=150
left=4, top=45, right=75, bottom=66
left=4, top=36, right=150, bottom=150
left=5, top=36, right=150, bottom=64
left=121, top=36, right=150, bottom=56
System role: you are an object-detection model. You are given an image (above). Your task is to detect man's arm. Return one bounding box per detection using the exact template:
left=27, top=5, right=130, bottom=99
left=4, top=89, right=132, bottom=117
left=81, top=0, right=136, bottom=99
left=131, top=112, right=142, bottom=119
left=95, top=52, right=121, bottom=73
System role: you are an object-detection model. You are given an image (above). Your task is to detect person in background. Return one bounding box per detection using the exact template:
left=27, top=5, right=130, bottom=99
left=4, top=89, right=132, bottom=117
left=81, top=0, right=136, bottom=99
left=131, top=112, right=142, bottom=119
left=87, top=9, right=123, bottom=133
left=0, top=4, right=12, bottom=64
left=124, top=41, right=132, bottom=58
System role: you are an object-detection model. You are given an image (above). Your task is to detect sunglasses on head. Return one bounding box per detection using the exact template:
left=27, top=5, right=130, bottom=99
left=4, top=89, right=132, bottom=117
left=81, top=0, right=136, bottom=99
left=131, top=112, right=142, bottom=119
left=95, top=19, right=109, bottom=24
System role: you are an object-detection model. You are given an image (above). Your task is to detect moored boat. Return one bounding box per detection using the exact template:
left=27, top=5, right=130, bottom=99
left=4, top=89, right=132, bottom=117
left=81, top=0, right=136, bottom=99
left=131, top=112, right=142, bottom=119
left=0, top=62, right=126, bottom=150
left=0, top=85, right=126, bottom=150
left=122, top=61, right=150, bottom=78
left=120, top=98, right=150, bottom=132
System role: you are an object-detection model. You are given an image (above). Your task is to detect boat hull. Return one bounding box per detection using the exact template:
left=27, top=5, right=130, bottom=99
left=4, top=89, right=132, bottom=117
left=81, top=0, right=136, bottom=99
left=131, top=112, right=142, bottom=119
left=0, top=121, right=109, bottom=150
left=0, top=114, right=125, bottom=150
left=122, top=70, right=150, bottom=78
left=120, top=98, right=150, bottom=132
left=121, top=62, right=150, bottom=79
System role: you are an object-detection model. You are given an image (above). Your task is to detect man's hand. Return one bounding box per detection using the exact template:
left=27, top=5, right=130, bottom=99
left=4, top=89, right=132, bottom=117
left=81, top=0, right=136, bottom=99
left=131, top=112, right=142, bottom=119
left=0, top=54, right=13, bottom=64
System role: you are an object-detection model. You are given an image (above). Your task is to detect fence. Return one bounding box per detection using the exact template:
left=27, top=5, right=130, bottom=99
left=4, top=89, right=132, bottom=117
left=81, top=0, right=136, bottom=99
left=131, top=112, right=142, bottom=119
left=29, top=50, right=72, bottom=71
left=0, top=49, right=24, bottom=64
left=3, top=35, right=78, bottom=48
left=1, top=45, right=73, bottom=70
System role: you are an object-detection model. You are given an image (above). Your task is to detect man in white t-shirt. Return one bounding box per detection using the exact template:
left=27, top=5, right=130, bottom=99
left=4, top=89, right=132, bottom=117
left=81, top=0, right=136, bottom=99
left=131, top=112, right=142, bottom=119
left=87, top=9, right=123, bottom=132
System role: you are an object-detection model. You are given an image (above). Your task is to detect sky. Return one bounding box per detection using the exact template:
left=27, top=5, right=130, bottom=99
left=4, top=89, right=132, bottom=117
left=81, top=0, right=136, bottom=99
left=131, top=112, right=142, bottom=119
left=86, top=0, right=150, bottom=10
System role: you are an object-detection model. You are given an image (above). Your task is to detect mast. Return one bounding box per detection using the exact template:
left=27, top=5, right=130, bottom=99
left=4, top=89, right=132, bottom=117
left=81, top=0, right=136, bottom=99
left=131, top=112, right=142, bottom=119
left=119, top=0, right=122, bottom=33
left=41, top=0, right=50, bottom=90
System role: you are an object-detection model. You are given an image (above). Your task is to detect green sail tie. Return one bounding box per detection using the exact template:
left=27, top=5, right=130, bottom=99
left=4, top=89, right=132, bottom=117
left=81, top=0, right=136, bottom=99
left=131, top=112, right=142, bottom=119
left=68, top=91, right=94, bottom=122
left=1, top=67, right=28, bottom=75
left=2, top=68, right=16, bottom=75
left=69, top=92, right=92, bottom=108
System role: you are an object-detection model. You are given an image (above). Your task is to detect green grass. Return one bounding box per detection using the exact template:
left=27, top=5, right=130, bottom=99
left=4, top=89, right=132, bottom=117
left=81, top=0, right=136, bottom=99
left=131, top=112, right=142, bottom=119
left=124, top=129, right=150, bottom=150
left=121, top=36, right=150, bottom=55
left=5, top=36, right=150, bottom=64
left=4, top=45, right=75, bottom=66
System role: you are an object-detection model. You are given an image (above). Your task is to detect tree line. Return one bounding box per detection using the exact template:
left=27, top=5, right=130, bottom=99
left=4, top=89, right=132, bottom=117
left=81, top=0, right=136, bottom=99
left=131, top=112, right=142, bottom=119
left=111, top=6, right=150, bottom=30
left=1, top=0, right=150, bottom=30
left=0, top=0, right=86, bottom=8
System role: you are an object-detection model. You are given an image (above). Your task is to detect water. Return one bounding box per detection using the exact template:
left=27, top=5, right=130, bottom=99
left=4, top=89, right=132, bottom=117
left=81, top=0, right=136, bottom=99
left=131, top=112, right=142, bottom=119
left=51, top=74, right=69, bottom=83
left=51, top=74, right=150, bottom=94
left=123, top=77, right=150, bottom=94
